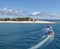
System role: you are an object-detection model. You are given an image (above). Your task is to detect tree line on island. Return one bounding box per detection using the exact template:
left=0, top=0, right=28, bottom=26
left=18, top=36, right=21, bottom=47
left=0, top=17, right=33, bottom=21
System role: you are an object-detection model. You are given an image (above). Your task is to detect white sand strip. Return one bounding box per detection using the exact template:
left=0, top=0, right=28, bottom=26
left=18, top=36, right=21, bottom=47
left=0, top=21, right=56, bottom=23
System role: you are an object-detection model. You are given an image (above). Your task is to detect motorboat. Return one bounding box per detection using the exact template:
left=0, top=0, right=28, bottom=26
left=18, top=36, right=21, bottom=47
left=48, top=31, right=54, bottom=35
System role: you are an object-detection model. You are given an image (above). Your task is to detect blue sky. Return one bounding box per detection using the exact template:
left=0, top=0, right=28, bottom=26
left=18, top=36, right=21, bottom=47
left=0, top=0, right=60, bottom=19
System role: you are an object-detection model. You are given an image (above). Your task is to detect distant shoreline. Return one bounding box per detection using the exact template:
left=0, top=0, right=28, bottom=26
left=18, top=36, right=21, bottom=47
left=0, top=21, right=56, bottom=24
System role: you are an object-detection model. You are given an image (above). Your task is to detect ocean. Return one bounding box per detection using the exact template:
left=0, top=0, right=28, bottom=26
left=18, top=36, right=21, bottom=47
left=0, top=21, right=60, bottom=49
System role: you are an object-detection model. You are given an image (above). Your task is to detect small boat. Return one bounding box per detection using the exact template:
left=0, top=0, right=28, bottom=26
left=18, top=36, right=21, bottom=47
left=48, top=31, right=54, bottom=35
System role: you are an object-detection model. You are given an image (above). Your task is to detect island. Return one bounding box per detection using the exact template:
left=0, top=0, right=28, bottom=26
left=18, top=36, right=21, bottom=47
left=0, top=17, right=56, bottom=23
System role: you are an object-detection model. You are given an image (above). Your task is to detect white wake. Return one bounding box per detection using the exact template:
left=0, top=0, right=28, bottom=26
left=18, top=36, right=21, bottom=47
left=29, top=35, right=54, bottom=49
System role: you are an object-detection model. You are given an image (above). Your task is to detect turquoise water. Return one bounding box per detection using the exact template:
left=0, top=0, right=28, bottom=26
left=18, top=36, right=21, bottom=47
left=0, top=23, right=60, bottom=49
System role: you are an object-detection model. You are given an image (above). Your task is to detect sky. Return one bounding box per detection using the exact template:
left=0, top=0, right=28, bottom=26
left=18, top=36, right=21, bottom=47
left=0, top=0, right=60, bottom=19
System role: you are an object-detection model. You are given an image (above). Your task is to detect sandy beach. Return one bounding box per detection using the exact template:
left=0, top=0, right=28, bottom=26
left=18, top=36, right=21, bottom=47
left=0, top=21, right=56, bottom=24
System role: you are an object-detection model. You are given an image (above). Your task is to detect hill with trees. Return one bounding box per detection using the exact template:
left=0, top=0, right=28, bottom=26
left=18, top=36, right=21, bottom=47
left=0, top=17, right=33, bottom=21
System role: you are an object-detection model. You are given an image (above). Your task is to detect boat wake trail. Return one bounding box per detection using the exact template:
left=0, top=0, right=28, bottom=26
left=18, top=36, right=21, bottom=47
left=29, top=35, right=54, bottom=49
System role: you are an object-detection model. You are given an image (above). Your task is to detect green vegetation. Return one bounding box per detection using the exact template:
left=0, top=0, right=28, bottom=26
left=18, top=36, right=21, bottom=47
left=0, top=17, right=33, bottom=21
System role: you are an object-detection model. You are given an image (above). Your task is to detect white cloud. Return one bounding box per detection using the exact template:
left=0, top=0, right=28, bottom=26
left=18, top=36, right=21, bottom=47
left=0, top=8, right=60, bottom=19
left=29, top=11, right=60, bottom=19
left=3, top=8, right=7, bottom=10
left=9, top=9, right=13, bottom=12
left=32, top=11, right=40, bottom=15
left=0, top=8, right=26, bottom=16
